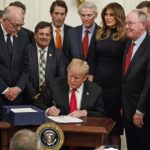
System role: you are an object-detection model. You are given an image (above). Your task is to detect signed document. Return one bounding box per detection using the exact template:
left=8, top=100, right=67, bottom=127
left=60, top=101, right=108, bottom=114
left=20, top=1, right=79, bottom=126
left=47, top=115, right=83, bottom=123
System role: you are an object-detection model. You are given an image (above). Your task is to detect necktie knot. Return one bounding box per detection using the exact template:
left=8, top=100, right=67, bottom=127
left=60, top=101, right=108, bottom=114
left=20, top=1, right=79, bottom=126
left=39, top=49, right=45, bottom=56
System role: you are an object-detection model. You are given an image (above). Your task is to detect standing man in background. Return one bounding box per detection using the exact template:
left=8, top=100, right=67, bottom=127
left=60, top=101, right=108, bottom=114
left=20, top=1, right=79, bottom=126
left=122, top=9, right=150, bottom=150
left=136, top=1, right=150, bottom=34
left=0, top=6, right=29, bottom=111
left=49, top=0, right=72, bottom=51
left=64, top=2, right=99, bottom=80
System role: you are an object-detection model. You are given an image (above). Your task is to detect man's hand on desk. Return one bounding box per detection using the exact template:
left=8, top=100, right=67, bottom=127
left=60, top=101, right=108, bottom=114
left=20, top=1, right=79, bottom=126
left=68, top=110, right=87, bottom=118
left=4, top=87, right=21, bottom=101
left=47, top=106, right=60, bottom=116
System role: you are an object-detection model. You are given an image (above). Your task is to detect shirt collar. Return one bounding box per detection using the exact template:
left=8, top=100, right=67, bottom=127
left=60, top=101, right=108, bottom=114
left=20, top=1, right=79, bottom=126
left=82, top=23, right=96, bottom=34
left=52, top=23, right=64, bottom=32
left=133, top=31, right=147, bottom=46
left=36, top=44, right=48, bottom=52
left=70, top=83, right=84, bottom=93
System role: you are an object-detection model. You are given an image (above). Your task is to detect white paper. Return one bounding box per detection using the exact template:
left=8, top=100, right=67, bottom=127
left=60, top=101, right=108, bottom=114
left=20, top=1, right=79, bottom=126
left=10, top=108, right=37, bottom=113
left=47, top=115, right=83, bottom=123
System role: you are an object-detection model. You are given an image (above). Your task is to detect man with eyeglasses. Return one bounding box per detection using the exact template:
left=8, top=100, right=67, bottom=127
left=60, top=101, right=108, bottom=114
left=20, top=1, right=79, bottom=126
left=64, top=1, right=99, bottom=81
left=9, top=1, right=34, bottom=43
left=0, top=6, right=29, bottom=117
left=122, top=9, right=150, bottom=150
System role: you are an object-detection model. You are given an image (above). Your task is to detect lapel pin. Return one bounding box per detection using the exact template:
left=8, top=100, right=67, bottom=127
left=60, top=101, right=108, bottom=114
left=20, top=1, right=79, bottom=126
left=49, top=53, right=52, bottom=57
left=86, top=92, right=89, bottom=96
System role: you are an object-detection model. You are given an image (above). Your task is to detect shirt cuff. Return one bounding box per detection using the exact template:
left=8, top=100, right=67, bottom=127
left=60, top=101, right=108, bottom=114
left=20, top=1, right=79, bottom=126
left=2, top=87, right=9, bottom=94
left=136, top=110, right=145, bottom=116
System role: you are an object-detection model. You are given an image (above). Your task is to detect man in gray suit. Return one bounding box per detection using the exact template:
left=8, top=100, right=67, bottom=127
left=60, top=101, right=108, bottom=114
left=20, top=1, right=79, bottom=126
left=0, top=6, right=29, bottom=108
left=24, top=21, right=66, bottom=103
left=122, top=9, right=150, bottom=150
left=35, top=59, right=104, bottom=117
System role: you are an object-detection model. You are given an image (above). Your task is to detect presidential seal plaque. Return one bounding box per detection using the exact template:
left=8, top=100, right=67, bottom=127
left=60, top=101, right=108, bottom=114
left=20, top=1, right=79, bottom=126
left=36, top=122, right=64, bottom=150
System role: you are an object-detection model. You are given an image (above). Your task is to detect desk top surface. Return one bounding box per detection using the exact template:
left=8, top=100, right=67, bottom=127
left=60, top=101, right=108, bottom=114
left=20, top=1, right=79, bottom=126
left=0, top=117, right=115, bottom=134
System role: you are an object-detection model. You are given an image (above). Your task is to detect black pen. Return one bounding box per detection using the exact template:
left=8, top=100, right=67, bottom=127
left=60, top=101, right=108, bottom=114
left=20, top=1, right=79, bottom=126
left=52, top=100, right=57, bottom=107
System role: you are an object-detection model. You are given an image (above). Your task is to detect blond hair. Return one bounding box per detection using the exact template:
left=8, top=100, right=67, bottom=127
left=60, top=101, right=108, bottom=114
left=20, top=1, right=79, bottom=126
left=67, top=59, right=89, bottom=76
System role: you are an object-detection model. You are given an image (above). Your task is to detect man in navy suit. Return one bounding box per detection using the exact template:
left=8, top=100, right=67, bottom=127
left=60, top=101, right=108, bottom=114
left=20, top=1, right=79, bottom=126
left=35, top=58, right=104, bottom=117
left=122, top=9, right=150, bottom=150
left=49, top=0, right=72, bottom=51
left=0, top=6, right=29, bottom=107
left=24, top=21, right=66, bottom=103
left=64, top=1, right=98, bottom=80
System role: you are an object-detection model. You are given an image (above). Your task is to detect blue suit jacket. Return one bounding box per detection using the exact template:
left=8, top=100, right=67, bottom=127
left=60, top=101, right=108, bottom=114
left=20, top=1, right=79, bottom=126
left=0, top=26, right=29, bottom=105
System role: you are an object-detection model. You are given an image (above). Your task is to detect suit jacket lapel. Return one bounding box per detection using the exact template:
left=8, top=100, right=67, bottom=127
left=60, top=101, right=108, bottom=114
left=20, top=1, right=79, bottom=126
left=86, top=24, right=98, bottom=59
left=45, top=46, right=53, bottom=81
left=0, top=26, right=11, bottom=59
left=78, top=26, right=84, bottom=58
left=122, top=41, right=131, bottom=79
left=80, top=82, right=90, bottom=109
left=124, top=34, right=149, bottom=77
left=11, top=36, right=18, bottom=64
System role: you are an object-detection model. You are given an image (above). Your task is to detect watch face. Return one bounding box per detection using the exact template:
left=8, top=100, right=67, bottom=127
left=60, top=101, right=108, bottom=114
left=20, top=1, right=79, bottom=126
left=36, top=122, right=64, bottom=150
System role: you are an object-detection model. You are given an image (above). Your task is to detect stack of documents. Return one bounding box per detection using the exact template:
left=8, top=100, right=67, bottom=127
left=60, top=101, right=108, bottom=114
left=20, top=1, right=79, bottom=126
left=47, top=115, right=83, bottom=123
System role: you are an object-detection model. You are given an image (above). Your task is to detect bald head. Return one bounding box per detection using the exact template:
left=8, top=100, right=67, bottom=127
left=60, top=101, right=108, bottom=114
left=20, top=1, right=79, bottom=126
left=2, top=6, right=24, bottom=35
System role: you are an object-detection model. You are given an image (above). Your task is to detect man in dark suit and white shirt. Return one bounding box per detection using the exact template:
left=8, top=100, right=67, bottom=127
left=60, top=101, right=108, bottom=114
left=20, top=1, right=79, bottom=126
left=122, top=9, right=150, bottom=150
left=35, top=58, right=104, bottom=118
left=64, top=2, right=98, bottom=80
left=0, top=6, right=29, bottom=108
left=49, top=0, right=72, bottom=51
left=24, top=21, right=66, bottom=103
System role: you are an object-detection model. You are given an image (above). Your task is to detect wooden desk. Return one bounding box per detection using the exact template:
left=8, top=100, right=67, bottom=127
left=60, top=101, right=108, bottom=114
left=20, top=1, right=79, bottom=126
left=0, top=117, right=114, bottom=150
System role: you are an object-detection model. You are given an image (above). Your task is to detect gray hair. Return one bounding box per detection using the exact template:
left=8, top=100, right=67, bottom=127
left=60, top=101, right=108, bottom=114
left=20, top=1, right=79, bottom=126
left=78, top=1, right=98, bottom=15
left=2, top=6, right=24, bottom=20
left=9, top=129, right=41, bottom=150
left=67, top=58, right=89, bottom=76
left=131, top=9, right=147, bottom=25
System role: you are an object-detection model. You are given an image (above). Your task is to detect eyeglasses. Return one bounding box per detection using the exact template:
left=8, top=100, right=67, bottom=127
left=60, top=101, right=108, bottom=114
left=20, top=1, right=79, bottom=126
left=7, top=19, right=24, bottom=28
left=125, top=21, right=141, bottom=26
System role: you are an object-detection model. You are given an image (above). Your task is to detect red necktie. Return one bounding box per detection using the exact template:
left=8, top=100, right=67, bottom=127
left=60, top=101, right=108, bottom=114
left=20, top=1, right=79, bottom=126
left=124, top=42, right=134, bottom=74
left=82, top=30, right=89, bottom=59
left=69, top=89, right=77, bottom=113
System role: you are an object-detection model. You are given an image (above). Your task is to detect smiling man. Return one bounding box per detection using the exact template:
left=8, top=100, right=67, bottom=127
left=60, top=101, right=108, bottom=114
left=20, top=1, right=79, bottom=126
left=122, top=9, right=150, bottom=150
left=23, top=21, right=66, bottom=103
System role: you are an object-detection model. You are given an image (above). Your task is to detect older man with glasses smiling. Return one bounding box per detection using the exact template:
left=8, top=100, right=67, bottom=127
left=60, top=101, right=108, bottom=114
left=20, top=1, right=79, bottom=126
left=0, top=6, right=29, bottom=117
left=122, top=9, right=150, bottom=150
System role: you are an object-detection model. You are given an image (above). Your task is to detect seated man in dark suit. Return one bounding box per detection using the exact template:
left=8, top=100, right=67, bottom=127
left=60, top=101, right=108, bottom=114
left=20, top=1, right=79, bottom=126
left=23, top=21, right=66, bottom=104
left=35, top=58, right=104, bottom=117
